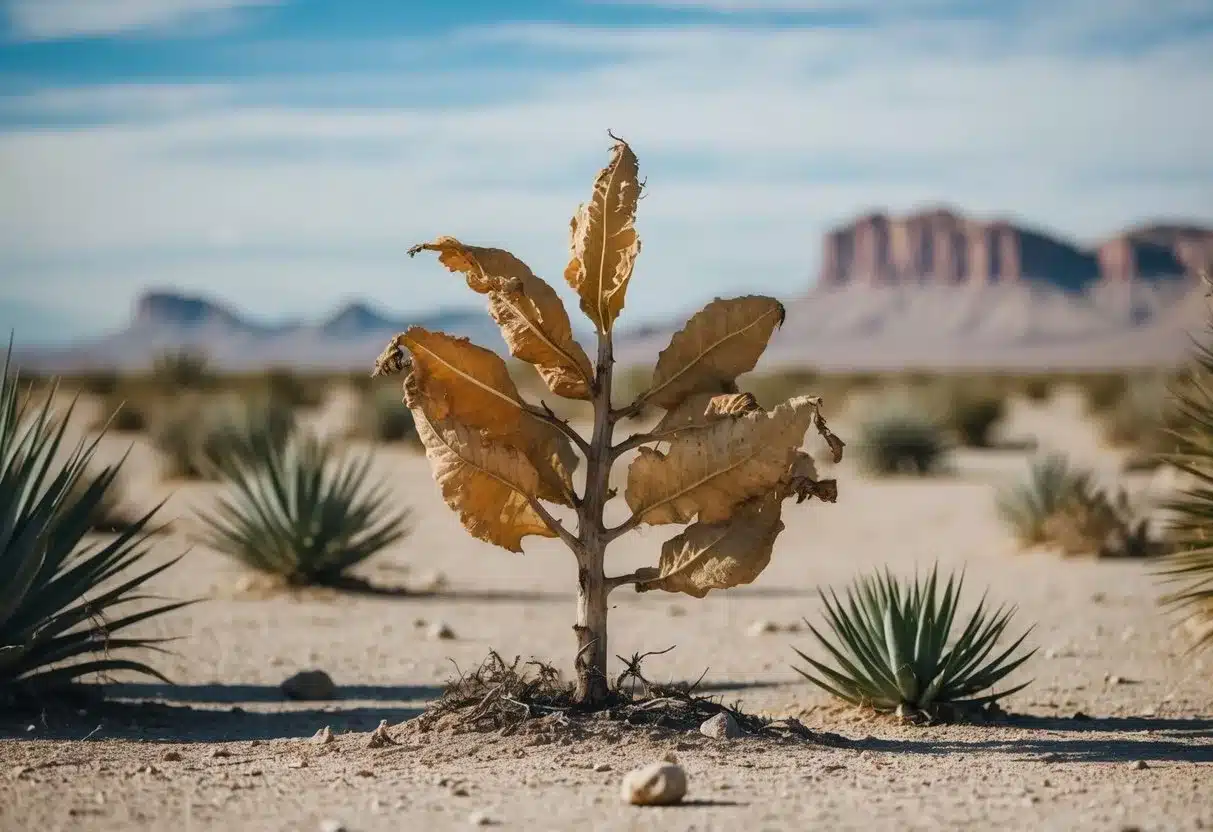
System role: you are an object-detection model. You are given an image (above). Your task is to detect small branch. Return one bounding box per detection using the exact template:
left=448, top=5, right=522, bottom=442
left=605, top=569, right=655, bottom=593
left=611, top=430, right=659, bottom=458
left=605, top=513, right=643, bottom=543
left=610, top=398, right=646, bottom=423
left=525, top=402, right=591, bottom=456
left=527, top=498, right=581, bottom=549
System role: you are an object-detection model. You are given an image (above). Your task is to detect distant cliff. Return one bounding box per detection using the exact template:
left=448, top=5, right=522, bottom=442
left=819, top=209, right=1213, bottom=289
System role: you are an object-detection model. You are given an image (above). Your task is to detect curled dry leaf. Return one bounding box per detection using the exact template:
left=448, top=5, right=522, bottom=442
left=564, top=137, right=642, bottom=334
left=637, top=493, right=784, bottom=599
left=644, top=296, right=785, bottom=410
left=399, top=327, right=576, bottom=506
left=783, top=452, right=838, bottom=504
left=625, top=395, right=819, bottom=526
left=406, top=378, right=555, bottom=552
left=408, top=236, right=593, bottom=400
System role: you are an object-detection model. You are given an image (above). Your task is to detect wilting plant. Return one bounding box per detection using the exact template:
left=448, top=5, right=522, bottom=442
left=373, top=136, right=844, bottom=705
left=1, top=344, right=188, bottom=696
left=792, top=566, right=1035, bottom=715
left=194, top=430, right=411, bottom=587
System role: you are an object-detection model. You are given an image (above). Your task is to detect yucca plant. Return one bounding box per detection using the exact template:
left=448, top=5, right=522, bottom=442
left=1156, top=288, right=1213, bottom=648
left=194, top=429, right=410, bottom=587
left=0, top=343, right=189, bottom=698
left=792, top=566, right=1035, bottom=717
left=998, top=453, right=1155, bottom=558
left=854, top=397, right=949, bottom=476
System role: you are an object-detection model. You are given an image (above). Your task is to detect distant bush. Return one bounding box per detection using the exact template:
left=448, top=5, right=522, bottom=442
left=1019, top=376, right=1053, bottom=403
left=261, top=368, right=327, bottom=410
left=854, top=395, right=949, bottom=476
left=150, top=393, right=296, bottom=480
left=351, top=384, right=419, bottom=445
left=997, top=453, right=1157, bottom=558
left=91, top=390, right=153, bottom=433
left=151, top=348, right=212, bottom=390
left=930, top=382, right=1006, bottom=448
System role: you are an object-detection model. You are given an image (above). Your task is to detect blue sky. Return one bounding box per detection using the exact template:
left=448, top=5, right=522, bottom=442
left=2, top=0, right=1212, bottom=343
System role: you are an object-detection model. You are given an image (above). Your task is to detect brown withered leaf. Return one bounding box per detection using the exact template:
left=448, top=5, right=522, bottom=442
left=781, top=452, right=838, bottom=504
left=704, top=392, right=760, bottom=418
left=403, top=326, right=527, bottom=433
left=563, top=137, right=642, bottom=334
left=644, top=296, right=786, bottom=410
left=402, top=328, right=576, bottom=506
left=637, top=494, right=784, bottom=599
left=407, top=378, right=555, bottom=553
left=408, top=236, right=593, bottom=400
left=647, top=389, right=750, bottom=442
left=815, top=405, right=846, bottom=464
left=624, top=395, right=818, bottom=526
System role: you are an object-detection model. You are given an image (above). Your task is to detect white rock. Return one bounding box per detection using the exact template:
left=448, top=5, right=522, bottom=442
left=319, top=821, right=345, bottom=832
left=312, top=726, right=334, bottom=745
left=699, top=712, right=743, bottom=739
left=469, top=811, right=492, bottom=826
left=621, top=760, right=688, bottom=806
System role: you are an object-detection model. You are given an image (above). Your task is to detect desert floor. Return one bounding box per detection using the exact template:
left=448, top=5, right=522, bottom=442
left=1, top=386, right=1210, bottom=832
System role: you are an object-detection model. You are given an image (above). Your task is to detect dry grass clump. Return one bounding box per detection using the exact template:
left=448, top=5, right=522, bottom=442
left=150, top=348, right=213, bottom=390
left=409, top=650, right=842, bottom=743
left=997, top=454, right=1159, bottom=558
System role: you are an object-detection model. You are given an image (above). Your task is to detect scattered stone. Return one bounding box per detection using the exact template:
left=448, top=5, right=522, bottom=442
left=312, top=726, right=334, bottom=745
left=621, top=759, right=688, bottom=806
left=1131, top=760, right=1149, bottom=771
left=746, top=619, right=779, bottom=636
left=162, top=750, right=182, bottom=762
left=699, top=712, right=743, bottom=740
left=210, top=749, right=232, bottom=759
left=282, top=669, right=337, bottom=701
left=1072, top=711, right=1091, bottom=721
left=366, top=720, right=396, bottom=748
left=450, top=784, right=470, bottom=797
left=469, top=811, right=493, bottom=826
left=319, top=821, right=345, bottom=832
left=413, top=618, right=428, bottom=629
left=593, top=763, right=612, bottom=772
left=428, top=621, right=456, bottom=641
left=667, top=605, right=686, bottom=618
left=288, top=759, right=309, bottom=769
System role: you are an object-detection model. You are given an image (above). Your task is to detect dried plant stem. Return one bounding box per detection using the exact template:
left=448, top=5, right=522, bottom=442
left=572, top=327, right=617, bottom=706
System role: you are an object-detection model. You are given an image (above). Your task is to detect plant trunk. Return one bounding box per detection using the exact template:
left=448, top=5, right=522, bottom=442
left=573, top=541, right=609, bottom=705
left=573, top=326, right=616, bottom=707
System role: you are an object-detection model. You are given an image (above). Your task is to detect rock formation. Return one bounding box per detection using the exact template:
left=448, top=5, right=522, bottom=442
left=820, top=209, right=1213, bottom=289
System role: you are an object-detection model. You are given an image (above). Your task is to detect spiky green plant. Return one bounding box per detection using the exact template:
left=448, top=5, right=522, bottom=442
left=1156, top=298, right=1213, bottom=648
left=854, top=397, right=949, bottom=476
left=195, top=430, right=411, bottom=586
left=792, top=566, right=1035, bottom=715
left=0, top=344, right=189, bottom=697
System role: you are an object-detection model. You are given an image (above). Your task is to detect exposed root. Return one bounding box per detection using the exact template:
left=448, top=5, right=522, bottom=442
left=404, top=649, right=850, bottom=747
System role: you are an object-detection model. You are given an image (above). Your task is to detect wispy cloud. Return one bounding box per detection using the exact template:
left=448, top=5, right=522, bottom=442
left=1, top=3, right=1211, bottom=338
left=4, top=0, right=282, bottom=41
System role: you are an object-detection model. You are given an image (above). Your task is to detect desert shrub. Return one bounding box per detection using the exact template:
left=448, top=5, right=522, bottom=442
left=1101, top=374, right=1183, bottom=459
left=150, top=394, right=295, bottom=480
left=90, top=390, right=153, bottom=434
left=351, top=384, right=418, bottom=444
left=854, top=396, right=949, bottom=475
left=394, top=137, right=844, bottom=705
left=792, top=565, right=1035, bottom=717
left=930, top=382, right=1006, bottom=448
left=1019, top=376, right=1053, bottom=403
left=261, top=368, right=327, bottom=410
left=150, top=348, right=212, bottom=390
left=1079, top=373, right=1130, bottom=415
left=75, top=370, right=121, bottom=397
left=0, top=346, right=189, bottom=698
left=195, top=430, right=410, bottom=586
left=997, top=453, right=1155, bottom=558
left=1157, top=303, right=1213, bottom=648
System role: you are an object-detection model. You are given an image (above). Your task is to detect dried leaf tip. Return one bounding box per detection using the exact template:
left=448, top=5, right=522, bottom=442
left=372, top=334, right=411, bottom=378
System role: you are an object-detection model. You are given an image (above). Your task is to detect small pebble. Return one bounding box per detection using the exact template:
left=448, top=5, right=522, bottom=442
left=699, top=712, right=743, bottom=740
left=667, top=605, right=686, bottom=617
left=366, top=720, right=396, bottom=748
left=428, top=621, right=456, bottom=641
left=469, top=811, right=492, bottom=826
left=746, top=619, right=779, bottom=636
left=621, top=760, right=688, bottom=806
left=1131, top=760, right=1149, bottom=770
left=593, top=763, right=612, bottom=772
left=312, top=726, right=334, bottom=745
left=319, top=821, right=345, bottom=832
left=162, top=750, right=182, bottom=762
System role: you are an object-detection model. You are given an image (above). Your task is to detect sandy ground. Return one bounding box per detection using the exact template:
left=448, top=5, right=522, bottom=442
left=1, top=386, right=1210, bottom=832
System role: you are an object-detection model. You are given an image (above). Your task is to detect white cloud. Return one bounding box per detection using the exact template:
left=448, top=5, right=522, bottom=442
left=4, top=0, right=281, bottom=40
left=1, top=15, right=1212, bottom=335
